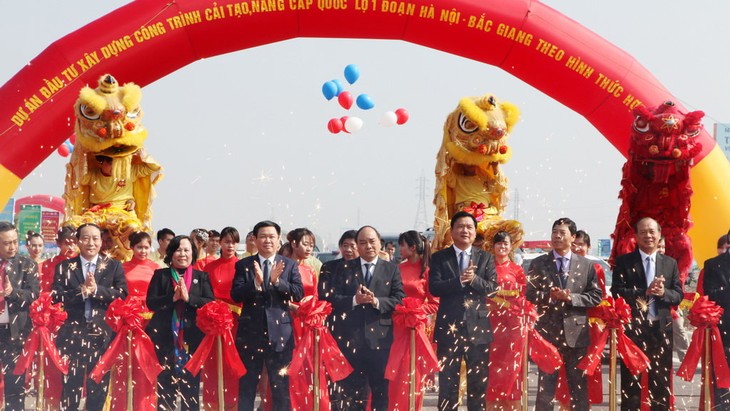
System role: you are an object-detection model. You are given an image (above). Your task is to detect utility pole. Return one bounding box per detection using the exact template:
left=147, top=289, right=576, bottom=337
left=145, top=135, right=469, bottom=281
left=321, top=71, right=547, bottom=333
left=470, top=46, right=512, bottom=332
left=414, top=172, right=429, bottom=232
left=513, top=188, right=520, bottom=221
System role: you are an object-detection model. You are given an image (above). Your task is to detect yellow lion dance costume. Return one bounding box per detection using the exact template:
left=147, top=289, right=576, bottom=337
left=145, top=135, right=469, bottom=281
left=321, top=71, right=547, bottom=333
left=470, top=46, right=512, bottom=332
left=64, top=74, right=162, bottom=261
left=433, top=94, right=522, bottom=251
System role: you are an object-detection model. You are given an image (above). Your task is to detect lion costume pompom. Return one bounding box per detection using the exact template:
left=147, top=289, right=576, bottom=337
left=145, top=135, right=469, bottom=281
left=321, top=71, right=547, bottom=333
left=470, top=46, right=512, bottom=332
left=64, top=74, right=162, bottom=261
left=432, top=94, right=523, bottom=251
left=609, top=101, right=703, bottom=281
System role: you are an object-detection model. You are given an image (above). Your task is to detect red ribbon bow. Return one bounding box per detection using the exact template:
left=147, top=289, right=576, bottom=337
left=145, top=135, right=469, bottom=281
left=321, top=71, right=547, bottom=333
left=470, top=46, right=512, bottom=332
left=384, top=297, right=440, bottom=410
left=507, top=297, right=563, bottom=375
left=14, top=292, right=68, bottom=376
left=89, top=296, right=162, bottom=410
left=289, top=296, right=353, bottom=408
left=677, top=296, right=730, bottom=388
left=463, top=202, right=487, bottom=222
left=578, top=297, right=650, bottom=376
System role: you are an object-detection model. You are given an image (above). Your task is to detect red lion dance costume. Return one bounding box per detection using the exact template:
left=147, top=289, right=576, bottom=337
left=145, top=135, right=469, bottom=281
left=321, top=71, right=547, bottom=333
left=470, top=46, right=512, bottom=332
left=609, top=101, right=703, bottom=280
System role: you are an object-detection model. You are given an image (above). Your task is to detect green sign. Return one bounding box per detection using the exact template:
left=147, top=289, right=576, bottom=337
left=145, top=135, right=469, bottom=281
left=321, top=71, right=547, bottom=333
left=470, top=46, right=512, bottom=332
left=17, top=204, right=41, bottom=235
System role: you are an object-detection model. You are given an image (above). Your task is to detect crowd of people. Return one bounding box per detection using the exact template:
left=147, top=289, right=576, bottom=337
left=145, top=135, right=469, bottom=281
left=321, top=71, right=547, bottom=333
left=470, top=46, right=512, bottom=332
left=1, top=214, right=729, bottom=411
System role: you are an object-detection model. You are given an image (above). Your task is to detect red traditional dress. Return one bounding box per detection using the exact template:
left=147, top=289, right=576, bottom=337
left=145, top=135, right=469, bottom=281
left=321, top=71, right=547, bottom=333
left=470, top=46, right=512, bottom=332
left=290, top=262, right=321, bottom=411
left=202, top=254, right=240, bottom=411
left=40, top=254, right=74, bottom=293
left=193, top=254, right=217, bottom=271
left=486, top=260, right=526, bottom=405
left=388, top=259, right=439, bottom=411
left=122, top=257, right=159, bottom=300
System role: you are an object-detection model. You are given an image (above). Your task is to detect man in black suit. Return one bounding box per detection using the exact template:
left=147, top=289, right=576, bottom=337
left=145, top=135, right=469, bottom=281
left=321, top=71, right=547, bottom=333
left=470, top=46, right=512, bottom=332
left=526, top=217, right=602, bottom=410
left=696, top=229, right=730, bottom=409
left=53, top=223, right=127, bottom=411
left=0, top=222, right=39, bottom=411
left=318, top=229, right=358, bottom=300
left=612, top=217, right=683, bottom=410
left=231, top=220, right=303, bottom=411
left=323, top=225, right=404, bottom=411
left=429, top=211, right=497, bottom=411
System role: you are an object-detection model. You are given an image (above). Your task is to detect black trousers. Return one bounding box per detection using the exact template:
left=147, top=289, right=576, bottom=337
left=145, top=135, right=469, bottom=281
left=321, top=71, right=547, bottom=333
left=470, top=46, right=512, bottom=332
left=57, top=323, right=110, bottom=411
left=0, top=328, right=25, bottom=411
left=535, top=344, right=589, bottom=411
left=156, top=352, right=200, bottom=411
left=621, top=320, right=673, bottom=411
left=237, top=331, right=292, bottom=411
left=436, top=323, right=490, bottom=411
left=331, top=340, right=390, bottom=411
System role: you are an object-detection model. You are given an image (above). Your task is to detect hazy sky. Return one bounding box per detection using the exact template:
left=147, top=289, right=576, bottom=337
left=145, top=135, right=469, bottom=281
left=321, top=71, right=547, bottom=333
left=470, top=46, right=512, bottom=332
left=1, top=1, right=728, bottom=250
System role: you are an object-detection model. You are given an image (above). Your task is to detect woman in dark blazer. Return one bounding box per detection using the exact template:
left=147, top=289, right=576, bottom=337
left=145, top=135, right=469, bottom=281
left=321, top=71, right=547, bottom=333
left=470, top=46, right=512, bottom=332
left=146, top=235, right=214, bottom=411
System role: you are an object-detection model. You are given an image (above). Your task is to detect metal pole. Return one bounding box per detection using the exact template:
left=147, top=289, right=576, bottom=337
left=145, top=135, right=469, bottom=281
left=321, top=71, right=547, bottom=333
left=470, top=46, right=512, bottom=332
left=521, top=327, right=529, bottom=411
left=609, top=328, right=617, bottom=411
left=127, top=330, right=133, bottom=410
left=313, top=329, right=321, bottom=411
left=217, top=335, right=225, bottom=411
left=409, top=329, right=417, bottom=411
left=704, top=328, right=712, bottom=410
left=37, top=350, right=45, bottom=411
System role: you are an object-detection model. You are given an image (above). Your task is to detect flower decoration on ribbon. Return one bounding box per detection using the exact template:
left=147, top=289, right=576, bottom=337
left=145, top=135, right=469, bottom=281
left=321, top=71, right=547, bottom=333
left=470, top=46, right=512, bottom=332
left=13, top=291, right=68, bottom=376
left=463, top=201, right=487, bottom=222
left=289, top=296, right=353, bottom=408
left=185, top=300, right=246, bottom=409
left=578, top=297, right=649, bottom=376
left=677, top=296, right=730, bottom=388
left=385, top=297, right=440, bottom=410
left=89, top=296, right=162, bottom=410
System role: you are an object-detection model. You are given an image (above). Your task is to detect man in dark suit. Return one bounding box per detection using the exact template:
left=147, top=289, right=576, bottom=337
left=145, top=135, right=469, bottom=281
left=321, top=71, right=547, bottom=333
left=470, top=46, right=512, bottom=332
left=703, top=229, right=730, bottom=409
left=612, top=217, right=683, bottom=410
left=323, top=225, right=404, bottom=411
left=429, top=211, right=497, bottom=411
left=526, top=217, right=602, bottom=411
left=318, top=230, right=358, bottom=301
left=0, top=222, right=39, bottom=411
left=231, top=220, right=303, bottom=411
left=52, top=222, right=127, bottom=411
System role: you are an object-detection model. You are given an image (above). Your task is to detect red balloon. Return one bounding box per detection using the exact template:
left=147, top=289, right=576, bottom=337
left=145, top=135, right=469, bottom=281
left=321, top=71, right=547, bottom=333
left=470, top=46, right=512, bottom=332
left=69, top=133, right=76, bottom=145
left=57, top=144, right=70, bottom=157
left=338, top=91, right=354, bottom=110
left=327, top=118, right=343, bottom=134
left=395, top=108, right=409, bottom=125
left=340, top=116, right=350, bottom=133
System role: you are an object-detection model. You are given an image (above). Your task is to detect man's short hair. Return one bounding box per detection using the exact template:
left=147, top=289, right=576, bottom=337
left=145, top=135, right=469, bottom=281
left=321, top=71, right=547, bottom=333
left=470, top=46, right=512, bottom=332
left=356, top=226, right=381, bottom=241
left=720, top=232, right=730, bottom=249
left=156, top=228, right=175, bottom=241
left=338, top=230, right=358, bottom=246
left=75, top=223, right=101, bottom=239
left=0, top=221, right=16, bottom=234
left=253, top=221, right=281, bottom=237
left=553, top=217, right=577, bottom=236
left=633, top=217, right=661, bottom=234
left=450, top=211, right=477, bottom=229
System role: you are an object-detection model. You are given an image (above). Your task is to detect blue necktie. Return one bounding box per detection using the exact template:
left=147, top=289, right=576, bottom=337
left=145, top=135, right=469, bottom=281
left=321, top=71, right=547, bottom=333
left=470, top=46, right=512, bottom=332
left=459, top=251, right=467, bottom=272
left=558, top=257, right=568, bottom=288
left=364, top=263, right=373, bottom=287
left=645, top=256, right=657, bottom=319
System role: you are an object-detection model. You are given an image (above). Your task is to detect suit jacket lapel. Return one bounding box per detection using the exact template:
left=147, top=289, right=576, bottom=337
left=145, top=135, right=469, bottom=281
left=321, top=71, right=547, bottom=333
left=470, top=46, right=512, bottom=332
left=547, top=254, right=560, bottom=287
left=70, top=257, right=85, bottom=285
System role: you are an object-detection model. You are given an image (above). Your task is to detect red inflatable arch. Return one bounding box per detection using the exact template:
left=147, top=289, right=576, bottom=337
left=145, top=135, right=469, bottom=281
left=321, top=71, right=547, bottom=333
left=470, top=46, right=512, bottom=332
left=1, top=0, right=728, bottom=264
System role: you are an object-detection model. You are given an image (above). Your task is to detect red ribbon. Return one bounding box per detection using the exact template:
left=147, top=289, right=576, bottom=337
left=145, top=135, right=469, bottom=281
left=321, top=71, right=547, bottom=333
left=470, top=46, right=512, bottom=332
left=385, top=297, right=440, bottom=410
left=578, top=297, right=650, bottom=376
left=185, top=300, right=246, bottom=410
left=13, top=292, right=68, bottom=376
left=89, top=296, right=162, bottom=411
left=677, top=296, right=730, bottom=388
left=289, top=296, right=353, bottom=409
left=462, top=201, right=487, bottom=222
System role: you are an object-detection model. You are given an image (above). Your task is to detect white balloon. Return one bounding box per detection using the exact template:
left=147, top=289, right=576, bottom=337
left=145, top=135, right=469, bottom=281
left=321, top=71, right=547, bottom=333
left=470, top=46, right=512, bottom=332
left=380, top=111, right=397, bottom=127
left=344, top=116, right=364, bottom=133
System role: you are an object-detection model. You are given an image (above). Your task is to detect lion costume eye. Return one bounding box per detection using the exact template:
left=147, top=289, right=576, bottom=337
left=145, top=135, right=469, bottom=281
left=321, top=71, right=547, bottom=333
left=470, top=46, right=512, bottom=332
left=632, top=116, right=650, bottom=133
left=458, top=113, right=479, bottom=134
left=79, top=104, right=100, bottom=121
left=126, top=107, right=140, bottom=120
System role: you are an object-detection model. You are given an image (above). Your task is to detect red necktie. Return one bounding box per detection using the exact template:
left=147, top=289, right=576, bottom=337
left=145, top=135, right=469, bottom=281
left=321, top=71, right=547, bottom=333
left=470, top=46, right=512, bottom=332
left=0, top=259, right=7, bottom=315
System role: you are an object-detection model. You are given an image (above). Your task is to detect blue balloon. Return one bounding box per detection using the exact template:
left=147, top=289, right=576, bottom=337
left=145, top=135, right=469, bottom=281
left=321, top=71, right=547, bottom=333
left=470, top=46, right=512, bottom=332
left=322, top=81, right=338, bottom=100
left=344, top=64, right=360, bottom=85
left=332, top=79, right=344, bottom=96
left=65, top=140, right=74, bottom=153
left=356, top=94, right=375, bottom=110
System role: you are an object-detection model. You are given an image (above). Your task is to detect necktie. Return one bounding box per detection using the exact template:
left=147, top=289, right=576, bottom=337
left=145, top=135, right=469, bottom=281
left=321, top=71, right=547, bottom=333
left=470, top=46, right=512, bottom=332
left=85, top=262, right=94, bottom=321
left=645, top=256, right=657, bottom=319
left=364, top=263, right=373, bottom=287
left=458, top=251, right=466, bottom=273
left=262, top=259, right=271, bottom=291
left=558, top=257, right=568, bottom=288
left=0, top=259, right=7, bottom=315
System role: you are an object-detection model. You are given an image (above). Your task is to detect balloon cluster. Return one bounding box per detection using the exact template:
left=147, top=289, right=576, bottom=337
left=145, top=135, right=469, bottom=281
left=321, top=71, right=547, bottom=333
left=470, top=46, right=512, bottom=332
left=57, top=134, right=76, bottom=157
left=322, top=64, right=409, bottom=134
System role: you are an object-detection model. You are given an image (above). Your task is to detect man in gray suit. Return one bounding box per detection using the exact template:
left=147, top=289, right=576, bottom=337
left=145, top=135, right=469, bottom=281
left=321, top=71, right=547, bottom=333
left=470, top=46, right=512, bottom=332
left=612, top=217, right=683, bottom=410
left=429, top=211, right=497, bottom=411
left=323, top=225, right=404, bottom=411
left=526, top=217, right=602, bottom=411
left=0, top=221, right=39, bottom=411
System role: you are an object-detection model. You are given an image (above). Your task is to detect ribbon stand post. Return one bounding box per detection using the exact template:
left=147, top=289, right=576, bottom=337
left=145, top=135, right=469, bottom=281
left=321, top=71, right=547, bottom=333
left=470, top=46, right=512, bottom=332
left=608, top=328, right=617, bottom=411
left=216, top=335, right=224, bottom=411
left=313, top=329, right=320, bottom=411
left=409, top=328, right=416, bottom=411
left=703, top=328, right=712, bottom=410
left=38, top=350, right=46, bottom=411
left=127, top=329, right=133, bottom=410
left=520, top=315, right=529, bottom=411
